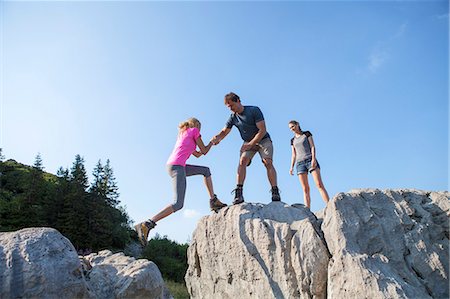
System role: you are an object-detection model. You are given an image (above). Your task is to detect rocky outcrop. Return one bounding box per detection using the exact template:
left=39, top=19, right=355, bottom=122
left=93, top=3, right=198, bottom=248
left=186, top=189, right=449, bottom=299
left=0, top=228, right=93, bottom=299
left=0, top=228, right=170, bottom=299
left=185, top=202, right=330, bottom=298
left=322, top=189, right=449, bottom=299
left=81, top=250, right=171, bottom=299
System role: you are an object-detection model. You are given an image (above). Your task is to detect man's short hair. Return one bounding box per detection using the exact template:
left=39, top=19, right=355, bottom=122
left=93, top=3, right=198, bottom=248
left=225, top=92, right=240, bottom=102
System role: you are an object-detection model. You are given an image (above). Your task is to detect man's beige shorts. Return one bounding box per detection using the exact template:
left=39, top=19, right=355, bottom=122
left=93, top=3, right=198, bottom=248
left=240, top=138, right=274, bottom=162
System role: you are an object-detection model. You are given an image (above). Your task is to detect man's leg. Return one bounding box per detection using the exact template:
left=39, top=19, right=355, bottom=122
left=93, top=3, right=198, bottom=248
left=262, top=158, right=281, bottom=201
left=233, top=150, right=256, bottom=204
left=259, top=139, right=280, bottom=201
left=237, top=154, right=251, bottom=185
left=262, top=158, right=277, bottom=187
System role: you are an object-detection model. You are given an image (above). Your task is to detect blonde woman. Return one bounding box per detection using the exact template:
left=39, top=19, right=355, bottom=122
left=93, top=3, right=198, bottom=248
left=288, top=120, right=329, bottom=209
left=134, top=118, right=226, bottom=246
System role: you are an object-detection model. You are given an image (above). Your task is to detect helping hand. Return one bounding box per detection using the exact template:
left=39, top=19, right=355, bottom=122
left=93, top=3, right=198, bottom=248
left=240, top=143, right=259, bottom=152
left=211, top=135, right=220, bottom=145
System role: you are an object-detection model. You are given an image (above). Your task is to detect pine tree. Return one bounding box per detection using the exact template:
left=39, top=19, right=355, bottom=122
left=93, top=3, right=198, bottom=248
left=46, top=167, right=69, bottom=227
left=57, top=167, right=69, bottom=179
left=0, top=155, right=133, bottom=251
left=103, top=159, right=120, bottom=207
left=21, top=153, right=47, bottom=226
left=70, top=155, right=88, bottom=190
left=0, top=149, right=4, bottom=189
left=33, top=153, right=44, bottom=171
left=57, top=155, right=91, bottom=250
left=88, top=160, right=112, bottom=249
left=91, top=160, right=104, bottom=196
left=102, top=159, right=130, bottom=248
left=88, top=159, right=129, bottom=250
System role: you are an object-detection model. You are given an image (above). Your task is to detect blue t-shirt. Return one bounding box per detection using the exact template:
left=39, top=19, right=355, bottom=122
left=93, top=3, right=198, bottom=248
left=226, top=106, right=270, bottom=142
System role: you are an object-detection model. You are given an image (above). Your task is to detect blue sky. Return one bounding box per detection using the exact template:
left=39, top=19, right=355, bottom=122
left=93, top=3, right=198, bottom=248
left=2, top=1, right=448, bottom=243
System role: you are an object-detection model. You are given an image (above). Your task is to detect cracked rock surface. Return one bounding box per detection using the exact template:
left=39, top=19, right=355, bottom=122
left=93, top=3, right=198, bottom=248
left=0, top=229, right=171, bottom=299
left=323, top=189, right=449, bottom=299
left=185, top=189, right=449, bottom=299
left=185, top=202, right=329, bottom=299
left=0, top=228, right=93, bottom=299
left=81, top=250, right=171, bottom=299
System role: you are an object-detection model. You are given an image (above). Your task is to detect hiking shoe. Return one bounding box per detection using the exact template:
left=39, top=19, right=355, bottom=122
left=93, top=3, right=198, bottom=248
left=232, top=187, right=244, bottom=205
left=210, top=194, right=227, bottom=212
left=271, top=187, right=281, bottom=202
left=134, top=220, right=156, bottom=246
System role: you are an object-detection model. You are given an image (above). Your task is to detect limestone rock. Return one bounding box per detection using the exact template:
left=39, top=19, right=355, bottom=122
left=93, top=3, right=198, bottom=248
left=185, top=202, right=330, bottom=299
left=0, top=227, right=93, bottom=299
left=83, top=250, right=171, bottom=299
left=322, top=189, right=449, bottom=299
left=0, top=228, right=170, bottom=299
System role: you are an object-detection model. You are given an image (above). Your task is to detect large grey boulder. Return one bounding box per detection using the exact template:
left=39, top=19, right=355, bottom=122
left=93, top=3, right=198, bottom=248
left=185, top=202, right=330, bottom=299
left=322, top=189, right=449, bottom=299
left=0, top=228, right=170, bottom=299
left=0, top=227, right=93, bottom=299
left=82, top=250, right=171, bottom=299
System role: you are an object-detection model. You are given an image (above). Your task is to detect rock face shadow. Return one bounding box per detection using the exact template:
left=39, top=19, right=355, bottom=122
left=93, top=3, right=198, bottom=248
left=10, top=246, right=25, bottom=298
left=238, top=209, right=285, bottom=298
left=186, top=201, right=329, bottom=299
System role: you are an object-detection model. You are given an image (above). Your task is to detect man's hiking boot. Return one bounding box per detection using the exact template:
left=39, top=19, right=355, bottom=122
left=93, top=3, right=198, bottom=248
left=271, top=186, right=281, bottom=202
left=134, top=220, right=156, bottom=246
left=210, top=194, right=227, bottom=212
left=232, top=187, right=244, bottom=205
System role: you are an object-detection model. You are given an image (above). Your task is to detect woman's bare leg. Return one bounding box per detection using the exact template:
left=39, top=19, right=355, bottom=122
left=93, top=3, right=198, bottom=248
left=311, top=168, right=330, bottom=204
left=298, top=173, right=311, bottom=209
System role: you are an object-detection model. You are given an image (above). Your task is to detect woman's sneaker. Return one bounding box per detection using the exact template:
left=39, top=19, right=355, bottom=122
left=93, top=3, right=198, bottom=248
left=210, top=195, right=227, bottom=212
left=134, top=220, right=156, bottom=246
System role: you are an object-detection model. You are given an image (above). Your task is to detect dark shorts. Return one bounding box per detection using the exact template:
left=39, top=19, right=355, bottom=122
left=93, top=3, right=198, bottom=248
left=296, top=158, right=320, bottom=175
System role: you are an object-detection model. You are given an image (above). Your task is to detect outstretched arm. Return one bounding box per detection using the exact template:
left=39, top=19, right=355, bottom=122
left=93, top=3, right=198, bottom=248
left=212, top=127, right=231, bottom=145
left=195, top=136, right=213, bottom=156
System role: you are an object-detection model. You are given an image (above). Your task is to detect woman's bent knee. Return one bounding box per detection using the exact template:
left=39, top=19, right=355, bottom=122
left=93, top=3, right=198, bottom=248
left=172, top=202, right=184, bottom=212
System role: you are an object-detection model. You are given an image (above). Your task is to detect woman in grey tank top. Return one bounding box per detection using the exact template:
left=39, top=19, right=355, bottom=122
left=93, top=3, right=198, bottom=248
left=288, top=120, right=330, bottom=209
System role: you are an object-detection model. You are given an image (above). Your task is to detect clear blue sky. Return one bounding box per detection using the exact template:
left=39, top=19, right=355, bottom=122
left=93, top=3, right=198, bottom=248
left=2, top=1, right=448, bottom=243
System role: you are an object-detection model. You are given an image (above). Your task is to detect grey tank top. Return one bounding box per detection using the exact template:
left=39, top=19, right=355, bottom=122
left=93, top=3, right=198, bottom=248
left=291, top=131, right=312, bottom=162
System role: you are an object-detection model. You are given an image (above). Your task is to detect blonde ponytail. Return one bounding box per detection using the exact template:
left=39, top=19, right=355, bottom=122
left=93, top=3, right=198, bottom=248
left=179, top=117, right=201, bottom=131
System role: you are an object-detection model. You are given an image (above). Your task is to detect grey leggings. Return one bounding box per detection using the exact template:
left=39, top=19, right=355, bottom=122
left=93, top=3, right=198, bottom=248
left=167, top=164, right=211, bottom=212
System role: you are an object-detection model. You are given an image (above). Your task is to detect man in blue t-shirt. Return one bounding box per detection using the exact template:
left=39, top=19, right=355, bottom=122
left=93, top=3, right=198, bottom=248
left=212, top=92, right=281, bottom=204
